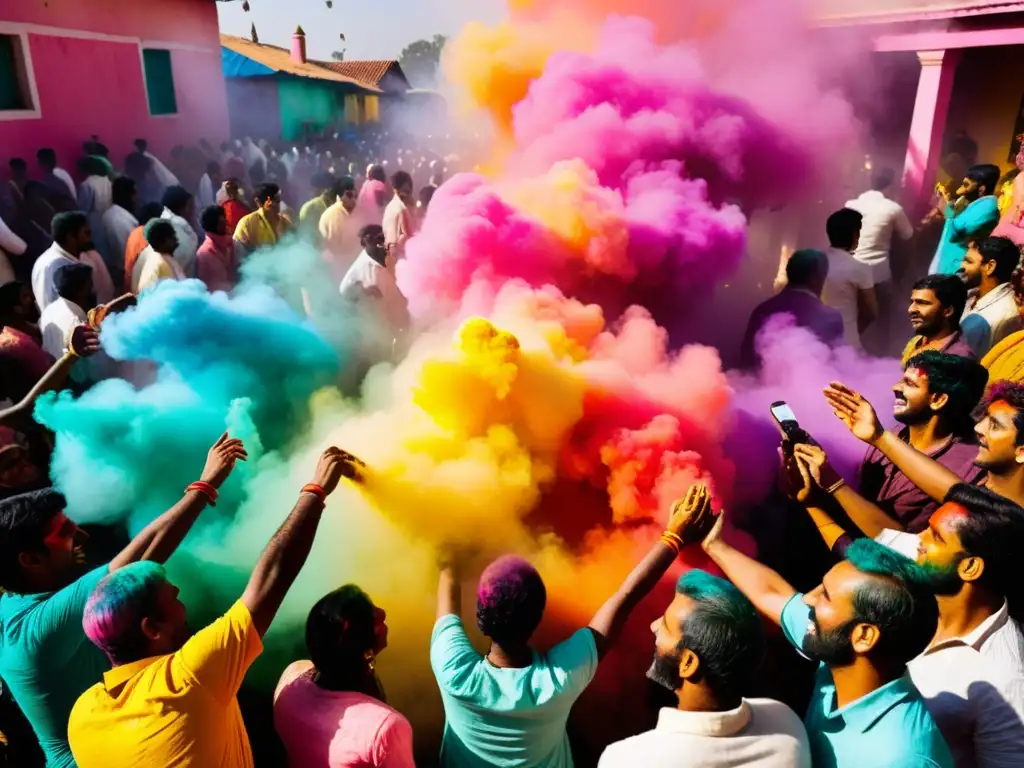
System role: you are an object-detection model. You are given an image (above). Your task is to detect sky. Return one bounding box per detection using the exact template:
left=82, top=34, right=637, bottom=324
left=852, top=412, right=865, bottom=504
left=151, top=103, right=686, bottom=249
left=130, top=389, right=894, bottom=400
left=216, top=0, right=507, bottom=61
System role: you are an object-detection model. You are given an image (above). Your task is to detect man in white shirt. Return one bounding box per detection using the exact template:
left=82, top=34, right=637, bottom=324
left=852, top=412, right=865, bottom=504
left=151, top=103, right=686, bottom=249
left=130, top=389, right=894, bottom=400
left=40, top=262, right=92, bottom=359
left=319, top=176, right=360, bottom=281
left=160, top=186, right=199, bottom=278
left=909, top=483, right=1024, bottom=768
left=132, top=219, right=184, bottom=294
left=102, top=177, right=139, bottom=287
left=599, top=570, right=811, bottom=768
left=382, top=171, right=414, bottom=263
left=821, top=208, right=878, bottom=351
left=958, top=236, right=1024, bottom=357
left=32, top=212, right=95, bottom=311
left=846, top=168, right=915, bottom=286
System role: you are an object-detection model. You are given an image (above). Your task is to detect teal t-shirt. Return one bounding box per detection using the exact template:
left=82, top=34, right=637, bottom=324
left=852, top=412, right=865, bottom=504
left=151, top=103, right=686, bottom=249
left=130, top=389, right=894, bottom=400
left=0, top=566, right=109, bottom=768
left=430, top=614, right=598, bottom=768
left=780, top=594, right=954, bottom=768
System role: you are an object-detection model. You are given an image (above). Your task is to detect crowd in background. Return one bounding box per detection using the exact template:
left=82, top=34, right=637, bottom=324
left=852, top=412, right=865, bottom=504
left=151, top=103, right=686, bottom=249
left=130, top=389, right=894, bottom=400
left=3, top=127, right=1024, bottom=768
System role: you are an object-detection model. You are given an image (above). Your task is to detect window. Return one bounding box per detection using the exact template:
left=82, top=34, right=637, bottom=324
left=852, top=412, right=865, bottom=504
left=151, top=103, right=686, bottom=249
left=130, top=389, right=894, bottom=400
left=0, top=34, right=34, bottom=112
left=142, top=48, right=178, bottom=116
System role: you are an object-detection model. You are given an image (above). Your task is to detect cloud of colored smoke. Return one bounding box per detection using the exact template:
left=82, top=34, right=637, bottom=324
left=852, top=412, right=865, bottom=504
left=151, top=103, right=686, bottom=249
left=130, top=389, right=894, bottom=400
left=31, top=0, right=879, bottom=757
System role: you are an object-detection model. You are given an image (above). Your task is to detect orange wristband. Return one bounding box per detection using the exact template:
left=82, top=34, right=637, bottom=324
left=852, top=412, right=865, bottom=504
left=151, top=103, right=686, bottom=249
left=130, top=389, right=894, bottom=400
left=302, top=483, right=327, bottom=504
left=186, top=481, right=218, bottom=506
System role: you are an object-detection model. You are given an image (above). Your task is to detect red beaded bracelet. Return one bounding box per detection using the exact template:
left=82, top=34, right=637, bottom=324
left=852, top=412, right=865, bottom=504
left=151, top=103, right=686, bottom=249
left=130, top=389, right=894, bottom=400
left=186, top=481, right=218, bottom=506
left=301, top=483, right=327, bottom=504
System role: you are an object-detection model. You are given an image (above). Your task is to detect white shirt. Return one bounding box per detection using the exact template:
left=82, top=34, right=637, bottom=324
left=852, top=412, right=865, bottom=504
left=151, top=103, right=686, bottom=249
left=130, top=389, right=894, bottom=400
left=197, top=174, right=216, bottom=210
left=845, top=189, right=914, bottom=284
left=909, top=602, right=1024, bottom=768
left=101, top=205, right=139, bottom=266
left=382, top=194, right=410, bottom=259
left=32, top=242, right=77, bottom=311
left=39, top=296, right=86, bottom=359
left=339, top=250, right=407, bottom=331
left=598, top=700, right=811, bottom=768
left=821, top=246, right=875, bottom=350
left=53, top=167, right=76, bottom=200
left=961, top=282, right=1024, bottom=358
left=161, top=208, right=198, bottom=277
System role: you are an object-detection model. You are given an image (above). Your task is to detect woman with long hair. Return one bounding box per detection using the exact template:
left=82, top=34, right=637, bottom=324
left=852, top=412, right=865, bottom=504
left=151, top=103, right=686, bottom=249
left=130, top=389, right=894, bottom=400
left=273, top=585, right=414, bottom=767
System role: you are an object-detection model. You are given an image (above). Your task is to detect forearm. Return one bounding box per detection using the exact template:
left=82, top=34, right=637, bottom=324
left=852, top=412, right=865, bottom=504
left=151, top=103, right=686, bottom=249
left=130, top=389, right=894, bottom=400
left=805, top=504, right=848, bottom=550
left=834, top=485, right=902, bottom=537
left=703, top=539, right=796, bottom=626
left=588, top=541, right=677, bottom=653
left=109, top=489, right=210, bottom=571
left=242, top=493, right=325, bottom=636
left=0, top=353, right=77, bottom=427
left=437, top=566, right=460, bottom=619
left=873, top=431, right=958, bottom=502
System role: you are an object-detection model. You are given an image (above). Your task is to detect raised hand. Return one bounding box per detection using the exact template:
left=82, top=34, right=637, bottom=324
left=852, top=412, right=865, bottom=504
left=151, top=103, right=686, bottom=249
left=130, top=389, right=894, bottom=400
left=199, top=433, right=248, bottom=489
left=792, top=443, right=843, bottom=492
left=68, top=325, right=101, bottom=358
left=313, top=447, right=366, bottom=495
left=667, top=483, right=716, bottom=544
left=823, top=382, right=884, bottom=444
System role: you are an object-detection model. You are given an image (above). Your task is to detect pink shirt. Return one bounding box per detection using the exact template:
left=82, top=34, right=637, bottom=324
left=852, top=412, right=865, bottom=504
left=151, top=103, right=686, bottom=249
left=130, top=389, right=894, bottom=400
left=273, top=661, right=414, bottom=768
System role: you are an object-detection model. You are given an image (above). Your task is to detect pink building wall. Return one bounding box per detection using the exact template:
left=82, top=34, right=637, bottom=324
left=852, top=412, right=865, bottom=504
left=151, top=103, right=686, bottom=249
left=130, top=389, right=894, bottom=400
left=0, top=0, right=228, bottom=170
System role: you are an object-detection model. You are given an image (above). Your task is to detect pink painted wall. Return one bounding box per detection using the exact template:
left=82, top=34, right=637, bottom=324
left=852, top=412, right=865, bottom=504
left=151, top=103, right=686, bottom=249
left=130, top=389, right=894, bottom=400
left=0, top=0, right=228, bottom=172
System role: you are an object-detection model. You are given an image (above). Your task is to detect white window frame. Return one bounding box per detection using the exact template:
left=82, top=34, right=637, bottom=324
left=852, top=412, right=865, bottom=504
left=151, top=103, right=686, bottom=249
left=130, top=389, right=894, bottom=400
left=0, top=27, right=41, bottom=122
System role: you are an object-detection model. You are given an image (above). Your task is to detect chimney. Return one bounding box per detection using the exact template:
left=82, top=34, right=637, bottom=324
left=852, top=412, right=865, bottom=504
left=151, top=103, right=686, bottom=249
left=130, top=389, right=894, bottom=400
left=291, top=26, right=307, bottom=65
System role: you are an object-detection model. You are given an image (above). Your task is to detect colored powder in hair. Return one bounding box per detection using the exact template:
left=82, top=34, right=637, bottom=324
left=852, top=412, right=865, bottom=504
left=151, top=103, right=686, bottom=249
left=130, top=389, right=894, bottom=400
left=477, top=554, right=544, bottom=608
left=83, top=561, right=167, bottom=660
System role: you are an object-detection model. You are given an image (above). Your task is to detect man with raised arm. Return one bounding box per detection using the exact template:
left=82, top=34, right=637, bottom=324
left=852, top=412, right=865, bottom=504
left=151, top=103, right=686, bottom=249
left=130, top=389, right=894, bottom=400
left=697, top=510, right=953, bottom=767
left=431, top=484, right=717, bottom=768
left=825, top=379, right=1024, bottom=506
left=0, top=433, right=247, bottom=768
left=67, top=447, right=362, bottom=767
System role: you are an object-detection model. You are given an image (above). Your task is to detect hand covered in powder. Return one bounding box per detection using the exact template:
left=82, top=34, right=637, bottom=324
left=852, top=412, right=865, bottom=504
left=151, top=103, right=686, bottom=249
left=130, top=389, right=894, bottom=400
left=200, top=432, right=248, bottom=489
left=313, top=447, right=365, bottom=494
left=666, top=483, right=716, bottom=544
left=824, top=382, right=884, bottom=444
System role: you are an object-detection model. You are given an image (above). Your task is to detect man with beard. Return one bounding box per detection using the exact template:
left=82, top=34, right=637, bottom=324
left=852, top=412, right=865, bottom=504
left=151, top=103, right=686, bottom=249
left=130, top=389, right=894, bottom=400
left=902, top=274, right=975, bottom=364
left=907, top=484, right=1024, bottom=767
left=598, top=570, right=811, bottom=767
left=959, top=236, right=1024, bottom=358
left=825, top=380, right=1024, bottom=507
left=697, top=513, right=952, bottom=767
left=934, top=164, right=1002, bottom=276
left=0, top=434, right=247, bottom=768
left=790, top=351, right=987, bottom=541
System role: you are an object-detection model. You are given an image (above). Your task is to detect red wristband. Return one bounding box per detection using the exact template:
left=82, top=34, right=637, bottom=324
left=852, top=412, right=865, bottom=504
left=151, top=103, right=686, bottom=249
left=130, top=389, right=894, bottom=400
left=186, top=481, right=218, bottom=506
left=302, top=483, right=327, bottom=504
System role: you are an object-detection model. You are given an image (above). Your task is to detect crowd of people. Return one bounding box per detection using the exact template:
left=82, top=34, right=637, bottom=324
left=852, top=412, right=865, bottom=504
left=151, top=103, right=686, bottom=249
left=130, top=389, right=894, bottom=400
left=3, top=127, right=1024, bottom=768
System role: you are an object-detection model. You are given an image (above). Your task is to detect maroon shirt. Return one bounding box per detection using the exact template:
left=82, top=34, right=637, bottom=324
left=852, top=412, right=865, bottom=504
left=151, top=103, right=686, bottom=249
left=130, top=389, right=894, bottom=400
left=858, top=429, right=984, bottom=533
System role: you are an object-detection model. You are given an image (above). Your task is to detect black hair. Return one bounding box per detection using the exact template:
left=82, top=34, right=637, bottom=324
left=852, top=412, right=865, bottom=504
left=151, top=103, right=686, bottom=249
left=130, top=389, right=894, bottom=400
left=333, top=176, right=356, bottom=198
left=966, top=164, right=1002, bottom=196
left=0, top=490, right=66, bottom=592
left=904, top=351, right=989, bottom=437
left=137, top=202, right=164, bottom=226
left=111, top=176, right=137, bottom=212
left=36, top=148, right=56, bottom=167
left=358, top=224, right=384, bottom=242
left=200, top=205, right=226, bottom=233
left=367, top=165, right=386, bottom=183
left=476, top=556, right=547, bottom=647
left=143, top=219, right=177, bottom=247
left=312, top=171, right=335, bottom=193
left=133, top=139, right=148, bottom=152
left=253, top=183, right=280, bottom=205
left=0, top=281, right=25, bottom=317
left=54, top=263, right=93, bottom=300
left=845, top=539, right=939, bottom=666
left=826, top=208, right=863, bottom=250
left=943, top=484, right=1024, bottom=615
left=161, top=185, right=193, bottom=217
left=305, top=585, right=383, bottom=699
left=391, top=171, right=413, bottom=190
left=9, top=158, right=26, bottom=173
left=976, top=236, right=1022, bottom=284
left=871, top=168, right=896, bottom=191
left=206, top=161, right=221, bottom=175
left=418, top=185, right=436, bottom=209
left=785, top=249, right=828, bottom=287
left=51, top=212, right=89, bottom=245
left=912, top=274, right=969, bottom=325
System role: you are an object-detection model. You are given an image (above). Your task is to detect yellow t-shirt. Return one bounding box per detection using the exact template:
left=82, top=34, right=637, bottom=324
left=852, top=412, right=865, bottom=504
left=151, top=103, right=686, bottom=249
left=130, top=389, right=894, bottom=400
left=68, top=599, right=263, bottom=768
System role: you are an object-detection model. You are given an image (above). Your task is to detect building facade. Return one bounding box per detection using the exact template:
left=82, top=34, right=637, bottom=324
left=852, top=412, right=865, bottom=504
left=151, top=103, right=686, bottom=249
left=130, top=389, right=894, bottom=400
left=0, top=0, right=229, bottom=166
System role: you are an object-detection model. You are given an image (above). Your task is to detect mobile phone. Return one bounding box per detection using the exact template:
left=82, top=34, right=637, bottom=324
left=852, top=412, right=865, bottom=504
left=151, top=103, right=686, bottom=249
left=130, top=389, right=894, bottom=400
left=770, top=401, right=808, bottom=446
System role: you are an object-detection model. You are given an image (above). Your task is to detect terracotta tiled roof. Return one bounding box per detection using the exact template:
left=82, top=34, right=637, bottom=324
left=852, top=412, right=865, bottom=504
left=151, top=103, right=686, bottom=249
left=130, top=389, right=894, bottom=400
left=220, top=34, right=383, bottom=93
left=315, top=60, right=407, bottom=90
left=819, top=0, right=1022, bottom=21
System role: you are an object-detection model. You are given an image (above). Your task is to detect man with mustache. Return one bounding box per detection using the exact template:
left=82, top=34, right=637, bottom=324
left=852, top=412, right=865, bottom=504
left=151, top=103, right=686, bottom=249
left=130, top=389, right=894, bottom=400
left=598, top=569, right=811, bottom=767
left=902, top=274, right=975, bottom=365
left=958, top=236, right=1024, bottom=358
left=824, top=379, right=1024, bottom=508
left=0, top=433, right=246, bottom=768
left=933, top=164, right=1002, bottom=276
left=697, top=513, right=953, bottom=767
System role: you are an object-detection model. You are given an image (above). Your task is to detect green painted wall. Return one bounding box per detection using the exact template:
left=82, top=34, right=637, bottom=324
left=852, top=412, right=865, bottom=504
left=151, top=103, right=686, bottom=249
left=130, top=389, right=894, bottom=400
left=277, top=77, right=340, bottom=140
